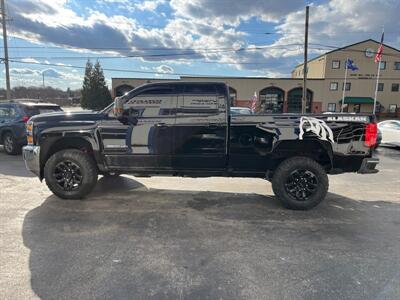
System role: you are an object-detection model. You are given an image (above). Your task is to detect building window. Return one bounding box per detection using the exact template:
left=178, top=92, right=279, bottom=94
left=379, top=61, right=386, bottom=70
left=378, top=83, right=384, bottom=91
left=332, top=60, right=340, bottom=69
left=388, top=104, right=397, bottom=113
left=330, top=82, right=338, bottom=90
left=342, top=82, right=351, bottom=91
left=395, top=62, right=400, bottom=70
left=392, top=83, right=399, bottom=92
left=327, top=103, right=336, bottom=112
left=353, top=104, right=361, bottom=113
left=259, top=87, right=284, bottom=114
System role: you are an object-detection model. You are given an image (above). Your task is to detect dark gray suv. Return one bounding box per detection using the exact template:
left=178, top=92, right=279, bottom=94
left=0, top=101, right=62, bottom=155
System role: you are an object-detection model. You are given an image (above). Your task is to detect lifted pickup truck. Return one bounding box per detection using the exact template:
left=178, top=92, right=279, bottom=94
left=23, top=82, right=379, bottom=210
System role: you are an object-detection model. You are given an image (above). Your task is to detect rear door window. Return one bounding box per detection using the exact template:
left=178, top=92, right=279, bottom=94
left=179, top=84, right=218, bottom=116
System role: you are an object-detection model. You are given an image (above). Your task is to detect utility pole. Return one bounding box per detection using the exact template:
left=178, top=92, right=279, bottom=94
left=42, top=71, right=45, bottom=87
left=302, top=5, right=309, bottom=114
left=1, top=0, right=11, bottom=99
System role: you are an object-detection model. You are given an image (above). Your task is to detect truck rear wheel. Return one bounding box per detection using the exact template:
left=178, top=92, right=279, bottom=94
left=44, top=149, right=98, bottom=199
left=271, top=156, right=328, bottom=210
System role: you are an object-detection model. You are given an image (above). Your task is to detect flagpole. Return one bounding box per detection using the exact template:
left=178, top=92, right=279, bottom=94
left=373, top=27, right=384, bottom=115
left=341, top=57, right=349, bottom=113
left=373, top=62, right=381, bottom=115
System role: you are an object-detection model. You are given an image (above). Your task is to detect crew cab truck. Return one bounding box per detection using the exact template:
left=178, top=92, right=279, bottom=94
left=23, top=82, right=379, bottom=210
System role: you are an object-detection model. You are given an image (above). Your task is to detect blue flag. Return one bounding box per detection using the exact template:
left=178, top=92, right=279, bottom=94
left=346, top=59, right=358, bottom=71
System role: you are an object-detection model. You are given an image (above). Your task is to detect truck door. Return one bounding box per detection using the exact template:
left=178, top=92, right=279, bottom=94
left=100, top=86, right=177, bottom=171
left=173, top=83, right=227, bottom=171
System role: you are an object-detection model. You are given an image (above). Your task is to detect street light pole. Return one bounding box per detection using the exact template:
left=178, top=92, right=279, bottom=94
left=1, top=0, right=11, bottom=99
left=302, top=5, right=309, bottom=114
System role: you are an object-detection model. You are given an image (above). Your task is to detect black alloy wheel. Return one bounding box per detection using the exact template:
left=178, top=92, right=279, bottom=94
left=271, top=156, right=328, bottom=210
left=284, top=169, right=318, bottom=201
left=53, top=160, right=83, bottom=191
left=44, top=149, right=98, bottom=199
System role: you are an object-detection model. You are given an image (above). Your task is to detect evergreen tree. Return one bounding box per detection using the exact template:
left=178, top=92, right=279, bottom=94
left=80, top=59, right=112, bottom=110
left=80, top=60, right=93, bottom=109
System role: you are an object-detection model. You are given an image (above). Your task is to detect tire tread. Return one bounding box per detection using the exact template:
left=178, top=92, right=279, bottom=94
left=44, top=149, right=98, bottom=199
left=272, top=156, right=328, bottom=210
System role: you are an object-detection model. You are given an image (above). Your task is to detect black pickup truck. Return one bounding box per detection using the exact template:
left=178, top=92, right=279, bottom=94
left=23, top=82, right=379, bottom=210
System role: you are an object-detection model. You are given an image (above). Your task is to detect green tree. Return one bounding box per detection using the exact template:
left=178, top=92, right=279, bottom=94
left=80, top=59, right=112, bottom=110
left=80, top=60, right=93, bottom=109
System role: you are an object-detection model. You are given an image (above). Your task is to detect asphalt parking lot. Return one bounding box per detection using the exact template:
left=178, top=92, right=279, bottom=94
left=0, top=147, right=399, bottom=299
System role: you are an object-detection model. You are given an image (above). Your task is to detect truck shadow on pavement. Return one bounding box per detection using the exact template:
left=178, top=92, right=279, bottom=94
left=22, top=176, right=400, bottom=300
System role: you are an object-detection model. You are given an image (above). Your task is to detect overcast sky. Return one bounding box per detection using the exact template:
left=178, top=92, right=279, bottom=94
left=1, top=0, right=399, bottom=90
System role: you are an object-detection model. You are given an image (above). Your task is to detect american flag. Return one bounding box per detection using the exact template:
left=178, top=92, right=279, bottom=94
left=250, top=91, right=258, bottom=113
left=374, top=32, right=384, bottom=63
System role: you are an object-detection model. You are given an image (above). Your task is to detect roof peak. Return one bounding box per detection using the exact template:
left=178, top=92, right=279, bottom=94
left=294, top=38, right=399, bottom=69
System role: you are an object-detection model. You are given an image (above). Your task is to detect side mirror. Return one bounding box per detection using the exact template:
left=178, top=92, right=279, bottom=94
left=113, top=97, right=124, bottom=118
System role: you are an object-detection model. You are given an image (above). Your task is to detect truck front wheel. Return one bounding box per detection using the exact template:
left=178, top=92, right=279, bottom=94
left=44, top=149, right=98, bottom=199
left=271, top=156, right=328, bottom=210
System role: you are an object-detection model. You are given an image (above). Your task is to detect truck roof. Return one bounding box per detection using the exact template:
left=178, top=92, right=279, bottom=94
left=135, top=81, right=228, bottom=87
left=4, top=99, right=61, bottom=107
left=19, top=102, right=60, bottom=107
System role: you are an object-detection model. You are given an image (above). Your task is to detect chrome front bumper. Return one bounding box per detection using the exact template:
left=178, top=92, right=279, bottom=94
left=358, top=157, right=379, bottom=174
left=23, top=145, right=41, bottom=178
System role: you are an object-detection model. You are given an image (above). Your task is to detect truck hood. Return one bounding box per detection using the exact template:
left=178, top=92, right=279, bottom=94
left=30, top=111, right=108, bottom=123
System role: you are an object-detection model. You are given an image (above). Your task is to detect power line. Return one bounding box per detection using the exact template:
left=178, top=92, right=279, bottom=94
left=8, top=58, right=400, bottom=79
left=5, top=45, right=400, bottom=62
left=0, top=43, right=306, bottom=51
left=6, top=58, right=238, bottom=77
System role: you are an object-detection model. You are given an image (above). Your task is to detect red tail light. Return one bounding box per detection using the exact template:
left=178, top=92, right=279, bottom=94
left=364, top=123, right=377, bottom=147
left=22, top=116, right=30, bottom=123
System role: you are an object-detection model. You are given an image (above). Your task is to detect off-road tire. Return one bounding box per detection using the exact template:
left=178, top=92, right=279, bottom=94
left=272, top=156, right=328, bottom=210
left=44, top=149, right=98, bottom=199
left=3, top=132, right=21, bottom=155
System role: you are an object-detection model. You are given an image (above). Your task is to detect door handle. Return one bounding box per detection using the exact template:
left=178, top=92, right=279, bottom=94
left=207, top=123, right=219, bottom=129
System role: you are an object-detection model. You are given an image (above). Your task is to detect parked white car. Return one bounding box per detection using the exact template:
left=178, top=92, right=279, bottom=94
left=377, top=120, right=400, bottom=147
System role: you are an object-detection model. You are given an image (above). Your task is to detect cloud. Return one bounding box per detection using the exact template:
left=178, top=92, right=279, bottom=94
left=136, top=0, right=166, bottom=11
left=9, top=68, right=40, bottom=75
left=42, top=68, right=63, bottom=78
left=9, top=67, right=82, bottom=82
left=153, top=65, right=174, bottom=74
left=4, top=0, right=400, bottom=79
left=5, top=0, right=305, bottom=75
left=43, top=68, right=82, bottom=81
left=272, top=0, right=400, bottom=56
left=20, top=58, right=40, bottom=63
left=55, top=62, right=73, bottom=67
left=170, top=0, right=305, bottom=25
left=7, top=1, right=134, bottom=52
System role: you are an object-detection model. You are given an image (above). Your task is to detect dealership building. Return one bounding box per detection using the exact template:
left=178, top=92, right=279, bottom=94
left=112, top=39, right=400, bottom=117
